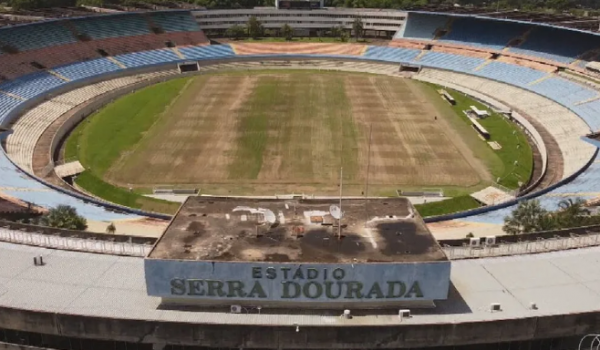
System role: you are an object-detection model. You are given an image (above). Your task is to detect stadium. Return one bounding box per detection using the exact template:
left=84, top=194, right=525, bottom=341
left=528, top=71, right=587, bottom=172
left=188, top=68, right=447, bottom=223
left=2, top=5, right=600, bottom=350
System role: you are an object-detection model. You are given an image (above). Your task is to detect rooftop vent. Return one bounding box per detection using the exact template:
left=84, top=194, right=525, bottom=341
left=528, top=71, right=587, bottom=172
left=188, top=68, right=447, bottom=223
left=490, top=303, right=501, bottom=312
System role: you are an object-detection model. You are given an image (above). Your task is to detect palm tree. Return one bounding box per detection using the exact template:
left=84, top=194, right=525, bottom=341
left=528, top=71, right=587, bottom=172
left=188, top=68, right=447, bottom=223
left=557, top=198, right=589, bottom=228
left=503, top=199, right=549, bottom=235
left=40, top=205, right=87, bottom=230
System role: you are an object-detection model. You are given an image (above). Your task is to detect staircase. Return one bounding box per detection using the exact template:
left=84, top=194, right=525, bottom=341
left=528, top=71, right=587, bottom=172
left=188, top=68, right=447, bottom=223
left=61, top=20, right=90, bottom=42
left=171, top=47, right=185, bottom=59
left=504, top=27, right=533, bottom=52
left=528, top=73, right=554, bottom=86
left=433, top=18, right=454, bottom=41
left=473, top=60, right=492, bottom=71
left=0, top=90, right=25, bottom=100
left=414, top=50, right=429, bottom=61
left=47, top=70, right=71, bottom=82
left=143, top=13, right=164, bottom=34
left=107, top=56, right=127, bottom=69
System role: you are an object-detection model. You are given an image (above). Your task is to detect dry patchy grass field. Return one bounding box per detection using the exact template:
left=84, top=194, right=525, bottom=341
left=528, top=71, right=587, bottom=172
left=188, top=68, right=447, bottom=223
left=104, top=71, right=489, bottom=195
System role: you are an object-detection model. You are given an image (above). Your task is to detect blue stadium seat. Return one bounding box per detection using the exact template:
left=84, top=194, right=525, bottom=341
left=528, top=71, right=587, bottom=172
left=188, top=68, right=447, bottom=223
left=0, top=95, right=23, bottom=123
left=418, top=51, right=485, bottom=72
left=472, top=62, right=546, bottom=86
left=0, top=21, right=76, bottom=52
left=115, top=49, right=181, bottom=68
left=54, top=58, right=122, bottom=81
left=440, top=17, right=529, bottom=51
left=573, top=100, right=600, bottom=131
left=150, top=12, right=200, bottom=32
left=529, top=77, right=597, bottom=107
left=363, top=46, right=420, bottom=63
left=509, top=26, right=600, bottom=64
left=0, top=153, right=137, bottom=221
left=401, top=13, right=449, bottom=40
left=71, top=14, right=151, bottom=40
left=550, top=162, right=600, bottom=194
left=0, top=72, right=65, bottom=99
left=179, top=45, right=236, bottom=60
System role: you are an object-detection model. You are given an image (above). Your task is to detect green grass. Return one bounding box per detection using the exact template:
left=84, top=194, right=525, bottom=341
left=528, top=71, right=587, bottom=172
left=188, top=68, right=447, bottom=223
left=65, top=71, right=533, bottom=217
left=421, top=82, right=533, bottom=190
left=65, top=77, right=191, bottom=213
left=228, top=77, right=277, bottom=179
left=66, top=77, right=190, bottom=174
left=414, top=195, right=482, bottom=217
left=74, top=172, right=180, bottom=214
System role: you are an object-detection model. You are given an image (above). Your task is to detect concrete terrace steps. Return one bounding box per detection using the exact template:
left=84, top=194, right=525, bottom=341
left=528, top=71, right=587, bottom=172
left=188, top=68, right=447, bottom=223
left=197, top=60, right=401, bottom=76
left=8, top=70, right=179, bottom=176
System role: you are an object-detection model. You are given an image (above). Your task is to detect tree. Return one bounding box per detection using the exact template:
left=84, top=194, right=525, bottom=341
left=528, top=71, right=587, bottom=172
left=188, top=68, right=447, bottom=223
left=10, top=0, right=41, bottom=10
left=331, top=25, right=341, bottom=39
left=225, top=25, right=246, bottom=40
left=556, top=198, right=590, bottom=227
left=247, top=16, right=264, bottom=39
left=352, top=17, right=364, bottom=41
left=340, top=30, right=350, bottom=42
left=503, top=199, right=549, bottom=235
left=281, top=24, right=294, bottom=41
left=40, top=205, right=87, bottom=230
left=106, top=222, right=116, bottom=235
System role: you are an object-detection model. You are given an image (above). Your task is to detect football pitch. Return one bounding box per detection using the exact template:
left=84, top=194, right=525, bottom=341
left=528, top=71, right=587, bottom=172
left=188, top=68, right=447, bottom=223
left=68, top=70, right=495, bottom=196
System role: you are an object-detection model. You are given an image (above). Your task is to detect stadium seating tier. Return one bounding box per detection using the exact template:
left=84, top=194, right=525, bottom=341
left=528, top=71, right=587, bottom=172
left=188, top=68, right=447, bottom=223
left=1, top=10, right=600, bottom=224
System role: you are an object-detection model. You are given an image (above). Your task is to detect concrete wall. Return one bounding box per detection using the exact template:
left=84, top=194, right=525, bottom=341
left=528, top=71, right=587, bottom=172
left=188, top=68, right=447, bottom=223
left=145, top=259, right=451, bottom=307
left=1, top=305, right=600, bottom=348
left=0, top=342, right=52, bottom=350
left=0, top=220, right=156, bottom=245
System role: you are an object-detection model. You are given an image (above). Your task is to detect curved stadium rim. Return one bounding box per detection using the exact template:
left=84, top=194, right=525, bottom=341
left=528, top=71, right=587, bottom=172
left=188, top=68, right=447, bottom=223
left=1, top=10, right=599, bottom=223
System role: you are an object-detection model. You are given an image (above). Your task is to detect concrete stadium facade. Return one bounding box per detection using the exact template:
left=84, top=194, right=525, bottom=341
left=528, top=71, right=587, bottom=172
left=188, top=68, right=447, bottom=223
left=1, top=9, right=600, bottom=350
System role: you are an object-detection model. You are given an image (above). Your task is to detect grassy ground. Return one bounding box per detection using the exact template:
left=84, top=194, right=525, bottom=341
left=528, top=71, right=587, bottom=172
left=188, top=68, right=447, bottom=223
left=74, top=172, right=180, bottom=214
left=414, top=195, right=482, bottom=217
left=65, top=78, right=191, bottom=213
left=420, top=82, right=533, bottom=190
left=98, top=70, right=486, bottom=193
left=65, top=70, right=532, bottom=216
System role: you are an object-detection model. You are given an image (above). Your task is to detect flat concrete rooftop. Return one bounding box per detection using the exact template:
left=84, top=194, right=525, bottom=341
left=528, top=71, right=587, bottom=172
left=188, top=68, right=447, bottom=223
left=148, top=197, right=447, bottom=263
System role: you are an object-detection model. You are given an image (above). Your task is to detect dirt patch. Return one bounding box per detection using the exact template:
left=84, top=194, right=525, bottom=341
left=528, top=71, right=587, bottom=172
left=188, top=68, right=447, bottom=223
left=110, top=75, right=256, bottom=185
left=344, top=75, right=484, bottom=187
left=106, top=71, right=490, bottom=193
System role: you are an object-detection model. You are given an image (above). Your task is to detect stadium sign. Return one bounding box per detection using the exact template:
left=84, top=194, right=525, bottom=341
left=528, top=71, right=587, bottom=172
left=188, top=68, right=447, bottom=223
left=145, top=260, right=451, bottom=303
